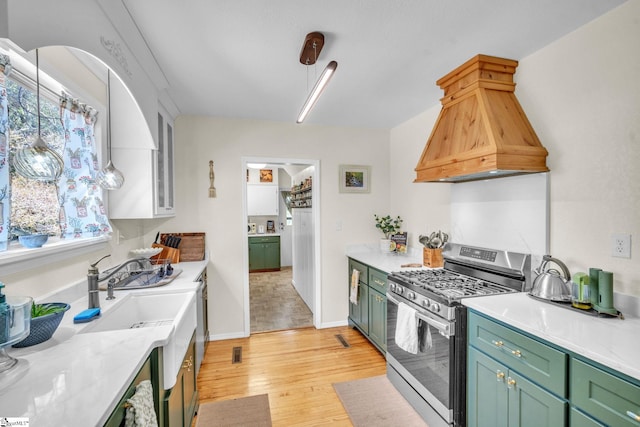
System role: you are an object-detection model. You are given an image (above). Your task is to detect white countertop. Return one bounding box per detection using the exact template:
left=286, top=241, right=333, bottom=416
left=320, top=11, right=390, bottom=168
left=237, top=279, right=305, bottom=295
left=0, top=260, right=207, bottom=426
left=346, top=244, right=426, bottom=273
left=463, top=292, right=640, bottom=382
left=248, top=232, right=281, bottom=237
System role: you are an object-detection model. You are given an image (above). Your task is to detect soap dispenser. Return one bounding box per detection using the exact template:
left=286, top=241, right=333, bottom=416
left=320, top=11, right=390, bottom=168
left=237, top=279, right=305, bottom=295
left=0, top=282, right=9, bottom=344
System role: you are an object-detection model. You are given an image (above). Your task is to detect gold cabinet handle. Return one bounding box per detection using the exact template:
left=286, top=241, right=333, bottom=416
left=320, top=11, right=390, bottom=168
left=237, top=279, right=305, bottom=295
left=511, top=349, right=522, bottom=358
left=373, top=278, right=386, bottom=287
left=627, top=411, right=640, bottom=421
left=183, top=355, right=193, bottom=372
left=507, top=377, right=516, bottom=388
left=496, top=370, right=505, bottom=381
left=492, top=340, right=504, bottom=347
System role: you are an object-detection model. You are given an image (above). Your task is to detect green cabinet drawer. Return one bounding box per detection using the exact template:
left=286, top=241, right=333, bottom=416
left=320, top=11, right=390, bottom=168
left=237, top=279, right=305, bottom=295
left=368, top=268, right=388, bottom=293
left=468, top=312, right=567, bottom=397
left=348, top=258, right=368, bottom=285
left=248, top=235, right=280, bottom=244
left=571, top=358, right=640, bottom=427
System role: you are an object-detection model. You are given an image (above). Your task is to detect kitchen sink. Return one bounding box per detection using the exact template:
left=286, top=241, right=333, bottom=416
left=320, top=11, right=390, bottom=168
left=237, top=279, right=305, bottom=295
left=79, top=291, right=197, bottom=389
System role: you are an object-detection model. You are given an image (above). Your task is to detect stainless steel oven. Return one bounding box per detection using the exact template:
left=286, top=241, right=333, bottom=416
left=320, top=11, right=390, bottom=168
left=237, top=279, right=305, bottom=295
left=386, top=243, right=531, bottom=427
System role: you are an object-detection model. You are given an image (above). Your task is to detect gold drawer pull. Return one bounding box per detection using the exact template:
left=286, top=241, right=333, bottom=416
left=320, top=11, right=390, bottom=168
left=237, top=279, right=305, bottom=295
left=373, top=278, right=385, bottom=287
left=627, top=411, right=640, bottom=421
left=496, top=370, right=505, bottom=381
left=511, top=349, right=522, bottom=358
left=507, top=377, right=516, bottom=388
left=492, top=340, right=504, bottom=347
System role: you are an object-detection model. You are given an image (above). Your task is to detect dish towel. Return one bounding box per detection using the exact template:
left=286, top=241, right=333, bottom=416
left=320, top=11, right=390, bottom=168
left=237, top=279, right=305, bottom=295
left=395, top=302, right=419, bottom=354
left=349, top=269, right=359, bottom=305
left=125, top=380, right=158, bottom=427
left=418, top=321, right=433, bottom=352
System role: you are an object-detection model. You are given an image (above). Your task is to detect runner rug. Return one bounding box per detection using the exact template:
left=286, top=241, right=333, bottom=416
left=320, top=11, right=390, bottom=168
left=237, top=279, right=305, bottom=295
left=333, top=375, right=428, bottom=427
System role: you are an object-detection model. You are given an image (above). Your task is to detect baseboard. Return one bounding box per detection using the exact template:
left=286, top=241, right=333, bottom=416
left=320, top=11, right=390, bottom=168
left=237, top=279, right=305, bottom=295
left=209, top=331, right=247, bottom=341
left=318, top=319, right=349, bottom=329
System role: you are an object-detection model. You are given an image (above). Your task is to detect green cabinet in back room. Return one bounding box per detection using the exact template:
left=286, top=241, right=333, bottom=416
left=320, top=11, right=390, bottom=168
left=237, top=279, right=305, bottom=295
left=249, top=235, right=281, bottom=272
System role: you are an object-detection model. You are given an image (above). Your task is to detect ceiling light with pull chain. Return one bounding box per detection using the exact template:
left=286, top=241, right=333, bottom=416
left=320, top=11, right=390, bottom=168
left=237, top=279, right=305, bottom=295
left=296, top=32, right=338, bottom=124
left=95, top=69, right=125, bottom=190
left=12, top=49, right=64, bottom=181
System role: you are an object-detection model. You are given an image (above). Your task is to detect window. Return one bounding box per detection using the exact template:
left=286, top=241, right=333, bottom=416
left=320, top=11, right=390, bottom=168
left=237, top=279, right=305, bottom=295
left=0, top=52, right=111, bottom=254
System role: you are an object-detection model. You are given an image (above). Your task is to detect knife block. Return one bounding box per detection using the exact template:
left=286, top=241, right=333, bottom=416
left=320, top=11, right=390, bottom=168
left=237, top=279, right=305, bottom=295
left=423, top=248, right=443, bottom=268
left=150, top=243, right=180, bottom=264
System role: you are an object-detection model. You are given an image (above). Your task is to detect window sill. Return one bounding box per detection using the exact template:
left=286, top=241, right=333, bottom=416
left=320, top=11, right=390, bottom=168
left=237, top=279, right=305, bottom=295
left=0, top=236, right=110, bottom=276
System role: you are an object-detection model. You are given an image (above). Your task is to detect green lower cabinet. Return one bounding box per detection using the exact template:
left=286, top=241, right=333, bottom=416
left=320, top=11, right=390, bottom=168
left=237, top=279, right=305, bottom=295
left=468, top=346, right=509, bottom=427
left=249, top=236, right=281, bottom=272
left=104, top=349, right=161, bottom=427
left=468, top=347, right=566, bottom=427
left=349, top=282, right=369, bottom=334
left=507, top=369, right=566, bottom=427
left=368, top=288, right=386, bottom=351
left=163, top=333, right=198, bottom=427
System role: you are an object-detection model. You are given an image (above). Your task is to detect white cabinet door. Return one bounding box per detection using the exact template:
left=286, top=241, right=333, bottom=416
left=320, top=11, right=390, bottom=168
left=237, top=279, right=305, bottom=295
left=247, top=185, right=279, bottom=216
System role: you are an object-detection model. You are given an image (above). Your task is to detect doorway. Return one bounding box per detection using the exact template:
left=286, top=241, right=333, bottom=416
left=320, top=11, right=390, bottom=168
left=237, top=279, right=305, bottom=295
left=242, top=157, right=321, bottom=336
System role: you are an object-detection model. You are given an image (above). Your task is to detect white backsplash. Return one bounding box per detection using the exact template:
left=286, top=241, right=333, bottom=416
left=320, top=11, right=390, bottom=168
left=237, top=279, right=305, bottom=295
left=451, top=173, right=549, bottom=256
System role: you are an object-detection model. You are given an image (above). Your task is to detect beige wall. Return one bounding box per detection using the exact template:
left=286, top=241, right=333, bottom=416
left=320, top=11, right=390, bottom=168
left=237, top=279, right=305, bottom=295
left=390, top=1, right=639, bottom=296
left=162, top=117, right=390, bottom=337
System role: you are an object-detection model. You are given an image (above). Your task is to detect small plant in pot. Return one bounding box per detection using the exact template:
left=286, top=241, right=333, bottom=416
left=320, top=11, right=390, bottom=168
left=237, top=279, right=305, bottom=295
left=374, top=214, right=403, bottom=252
left=13, top=302, right=70, bottom=348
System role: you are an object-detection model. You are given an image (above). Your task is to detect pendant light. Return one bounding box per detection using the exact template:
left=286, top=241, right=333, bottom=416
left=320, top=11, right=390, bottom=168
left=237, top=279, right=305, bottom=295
left=95, top=69, right=125, bottom=190
left=296, top=32, right=338, bottom=124
left=12, top=49, right=64, bottom=181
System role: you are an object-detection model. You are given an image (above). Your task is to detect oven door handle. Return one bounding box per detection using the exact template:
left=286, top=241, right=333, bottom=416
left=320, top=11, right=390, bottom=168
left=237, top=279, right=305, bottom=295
left=386, top=293, right=452, bottom=337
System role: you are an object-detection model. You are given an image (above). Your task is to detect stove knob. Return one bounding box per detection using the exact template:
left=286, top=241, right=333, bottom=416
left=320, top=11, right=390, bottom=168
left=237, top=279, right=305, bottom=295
left=389, top=283, right=395, bottom=292
left=430, top=302, right=441, bottom=313
left=422, top=299, right=430, bottom=308
left=407, top=291, right=416, bottom=300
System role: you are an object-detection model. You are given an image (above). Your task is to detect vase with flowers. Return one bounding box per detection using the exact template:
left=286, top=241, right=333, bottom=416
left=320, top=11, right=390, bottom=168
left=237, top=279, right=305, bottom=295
left=374, top=214, right=403, bottom=252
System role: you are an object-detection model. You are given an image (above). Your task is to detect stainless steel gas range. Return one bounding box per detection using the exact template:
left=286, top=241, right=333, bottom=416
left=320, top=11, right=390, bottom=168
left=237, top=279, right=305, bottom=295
left=386, top=243, right=531, bottom=427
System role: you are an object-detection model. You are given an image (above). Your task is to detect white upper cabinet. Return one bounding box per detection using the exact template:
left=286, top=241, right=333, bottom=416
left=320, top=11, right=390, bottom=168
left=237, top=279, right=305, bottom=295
left=108, top=104, right=175, bottom=219
left=247, top=185, right=279, bottom=216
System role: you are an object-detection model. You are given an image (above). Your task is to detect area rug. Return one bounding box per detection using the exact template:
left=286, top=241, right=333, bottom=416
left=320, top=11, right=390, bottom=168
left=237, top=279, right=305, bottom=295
left=195, top=393, right=272, bottom=426
left=333, top=375, right=429, bottom=427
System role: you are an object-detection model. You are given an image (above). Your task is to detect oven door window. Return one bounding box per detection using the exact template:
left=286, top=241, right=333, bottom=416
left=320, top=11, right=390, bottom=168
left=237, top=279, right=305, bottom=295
left=387, top=298, right=453, bottom=411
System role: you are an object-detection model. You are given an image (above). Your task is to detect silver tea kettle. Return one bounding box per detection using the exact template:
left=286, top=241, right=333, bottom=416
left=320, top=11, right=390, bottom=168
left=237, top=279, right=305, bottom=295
left=529, top=255, right=572, bottom=301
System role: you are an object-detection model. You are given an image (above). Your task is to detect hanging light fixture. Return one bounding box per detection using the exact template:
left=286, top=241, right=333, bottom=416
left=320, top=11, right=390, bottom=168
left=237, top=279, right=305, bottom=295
left=96, top=69, right=125, bottom=190
left=296, top=32, right=338, bottom=124
left=12, top=49, right=64, bottom=181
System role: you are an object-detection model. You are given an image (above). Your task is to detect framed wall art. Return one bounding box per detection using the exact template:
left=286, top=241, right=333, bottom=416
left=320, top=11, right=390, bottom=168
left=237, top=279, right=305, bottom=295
left=260, top=169, right=273, bottom=182
left=339, top=164, right=371, bottom=193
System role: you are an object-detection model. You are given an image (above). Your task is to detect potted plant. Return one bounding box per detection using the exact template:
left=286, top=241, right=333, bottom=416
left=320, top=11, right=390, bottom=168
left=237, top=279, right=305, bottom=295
left=374, top=214, right=403, bottom=252
left=12, top=302, right=70, bottom=348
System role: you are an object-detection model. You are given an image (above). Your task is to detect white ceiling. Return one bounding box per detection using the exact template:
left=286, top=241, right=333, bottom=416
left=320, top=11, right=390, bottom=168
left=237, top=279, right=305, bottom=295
left=123, top=0, right=625, bottom=129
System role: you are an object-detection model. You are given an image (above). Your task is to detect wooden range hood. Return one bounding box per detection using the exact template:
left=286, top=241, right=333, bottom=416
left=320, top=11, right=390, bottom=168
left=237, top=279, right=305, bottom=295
left=415, top=54, right=549, bottom=183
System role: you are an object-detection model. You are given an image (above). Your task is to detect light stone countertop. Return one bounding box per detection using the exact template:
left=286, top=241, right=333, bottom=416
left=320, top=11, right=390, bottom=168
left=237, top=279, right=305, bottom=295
left=345, top=244, right=427, bottom=274
left=0, top=260, right=208, bottom=426
left=463, top=292, right=640, bottom=383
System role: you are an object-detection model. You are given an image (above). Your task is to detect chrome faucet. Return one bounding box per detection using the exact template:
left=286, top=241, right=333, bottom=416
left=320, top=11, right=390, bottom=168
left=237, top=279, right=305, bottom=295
left=87, top=255, right=146, bottom=309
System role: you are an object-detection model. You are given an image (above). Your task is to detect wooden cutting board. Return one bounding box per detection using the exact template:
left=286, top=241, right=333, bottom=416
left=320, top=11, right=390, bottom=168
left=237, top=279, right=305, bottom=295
left=160, top=232, right=206, bottom=262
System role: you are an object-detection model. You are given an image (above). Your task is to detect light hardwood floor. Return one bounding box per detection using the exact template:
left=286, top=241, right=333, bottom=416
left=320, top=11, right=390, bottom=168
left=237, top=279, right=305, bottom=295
left=196, top=326, right=386, bottom=426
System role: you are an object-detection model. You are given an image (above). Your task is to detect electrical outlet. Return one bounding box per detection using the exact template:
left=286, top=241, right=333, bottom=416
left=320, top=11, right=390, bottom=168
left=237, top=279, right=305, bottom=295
left=611, top=233, right=631, bottom=258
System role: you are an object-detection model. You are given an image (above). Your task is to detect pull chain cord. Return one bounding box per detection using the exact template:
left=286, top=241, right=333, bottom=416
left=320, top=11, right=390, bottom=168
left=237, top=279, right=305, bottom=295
left=35, top=49, right=41, bottom=138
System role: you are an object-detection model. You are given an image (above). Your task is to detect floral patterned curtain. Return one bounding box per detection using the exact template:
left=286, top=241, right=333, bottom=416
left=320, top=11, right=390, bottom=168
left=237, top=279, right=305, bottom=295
left=57, top=93, right=112, bottom=239
left=0, top=55, right=10, bottom=250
